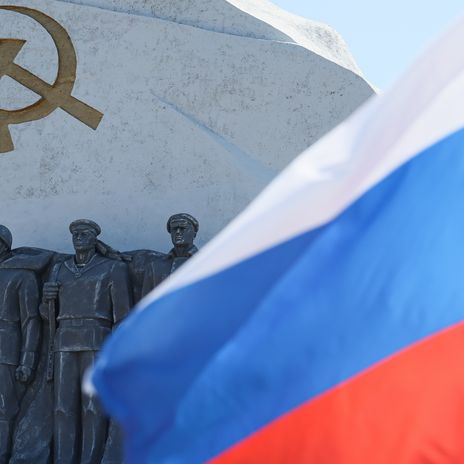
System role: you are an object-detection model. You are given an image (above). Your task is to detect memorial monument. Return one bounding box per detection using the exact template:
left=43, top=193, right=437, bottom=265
left=0, top=0, right=374, bottom=462
left=0, top=0, right=374, bottom=253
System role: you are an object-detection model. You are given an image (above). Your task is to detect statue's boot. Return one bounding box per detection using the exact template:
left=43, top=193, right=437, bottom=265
left=0, top=365, right=19, bottom=464
left=80, top=352, right=107, bottom=464
left=0, top=419, right=12, bottom=464
left=54, top=352, right=79, bottom=464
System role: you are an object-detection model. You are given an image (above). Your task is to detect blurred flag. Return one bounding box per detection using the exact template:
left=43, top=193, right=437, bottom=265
left=93, top=17, right=464, bottom=464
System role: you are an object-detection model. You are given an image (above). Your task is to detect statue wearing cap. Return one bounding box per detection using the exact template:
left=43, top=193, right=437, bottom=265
left=41, top=219, right=132, bottom=464
left=0, top=225, right=41, bottom=463
left=141, top=213, right=199, bottom=297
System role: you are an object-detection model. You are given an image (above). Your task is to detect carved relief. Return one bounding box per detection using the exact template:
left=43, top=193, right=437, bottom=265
left=0, top=215, right=199, bottom=463
left=0, top=6, right=103, bottom=154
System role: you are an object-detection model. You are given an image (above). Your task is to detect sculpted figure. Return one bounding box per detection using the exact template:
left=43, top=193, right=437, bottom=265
left=166, top=213, right=199, bottom=272
left=42, top=220, right=131, bottom=464
left=0, top=226, right=41, bottom=464
left=141, top=213, right=199, bottom=297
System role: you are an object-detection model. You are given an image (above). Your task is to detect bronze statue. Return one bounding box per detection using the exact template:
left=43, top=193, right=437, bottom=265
left=41, top=220, right=132, bottom=464
left=166, top=213, right=199, bottom=270
left=1, top=213, right=199, bottom=463
left=0, top=225, right=41, bottom=464
left=141, top=213, right=199, bottom=297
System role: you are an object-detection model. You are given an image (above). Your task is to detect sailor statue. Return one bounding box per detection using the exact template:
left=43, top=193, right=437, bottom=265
left=141, top=213, right=199, bottom=297
left=41, top=219, right=132, bottom=464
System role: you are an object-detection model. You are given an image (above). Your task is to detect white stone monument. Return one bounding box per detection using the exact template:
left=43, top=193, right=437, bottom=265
left=0, top=0, right=374, bottom=253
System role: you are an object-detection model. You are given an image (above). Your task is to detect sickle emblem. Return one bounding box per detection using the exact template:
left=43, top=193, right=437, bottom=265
left=0, top=6, right=103, bottom=153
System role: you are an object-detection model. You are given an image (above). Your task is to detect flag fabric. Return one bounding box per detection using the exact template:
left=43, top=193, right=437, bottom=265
left=93, top=17, right=464, bottom=464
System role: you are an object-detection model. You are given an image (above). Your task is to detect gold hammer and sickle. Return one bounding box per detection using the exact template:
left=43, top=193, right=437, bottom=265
left=0, top=6, right=103, bottom=153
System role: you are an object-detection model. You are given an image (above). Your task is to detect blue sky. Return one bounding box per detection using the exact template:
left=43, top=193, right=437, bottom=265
left=271, top=0, right=463, bottom=90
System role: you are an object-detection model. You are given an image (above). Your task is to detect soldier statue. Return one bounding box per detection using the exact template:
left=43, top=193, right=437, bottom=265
left=41, top=219, right=132, bottom=464
left=0, top=225, right=41, bottom=464
left=141, top=213, right=199, bottom=297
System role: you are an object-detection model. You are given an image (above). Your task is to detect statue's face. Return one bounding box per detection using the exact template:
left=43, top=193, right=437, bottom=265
left=170, top=220, right=195, bottom=247
left=72, top=226, right=97, bottom=252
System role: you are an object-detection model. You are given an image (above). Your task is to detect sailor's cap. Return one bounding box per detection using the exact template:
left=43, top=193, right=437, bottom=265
left=166, top=213, right=199, bottom=233
left=69, top=219, right=102, bottom=236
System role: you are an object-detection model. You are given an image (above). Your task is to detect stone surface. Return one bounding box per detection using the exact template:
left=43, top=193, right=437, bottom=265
left=61, top=0, right=364, bottom=74
left=0, top=0, right=374, bottom=253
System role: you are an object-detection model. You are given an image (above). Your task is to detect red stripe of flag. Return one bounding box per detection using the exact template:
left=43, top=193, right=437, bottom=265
left=212, top=322, right=464, bottom=464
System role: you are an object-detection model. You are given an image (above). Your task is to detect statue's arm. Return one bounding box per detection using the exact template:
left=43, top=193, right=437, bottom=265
left=111, top=262, right=133, bottom=328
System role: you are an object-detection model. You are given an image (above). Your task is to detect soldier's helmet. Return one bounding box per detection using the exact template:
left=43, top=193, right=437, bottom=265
left=0, top=225, right=12, bottom=250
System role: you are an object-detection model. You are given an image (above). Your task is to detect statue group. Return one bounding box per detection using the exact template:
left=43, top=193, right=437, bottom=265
left=0, top=214, right=199, bottom=464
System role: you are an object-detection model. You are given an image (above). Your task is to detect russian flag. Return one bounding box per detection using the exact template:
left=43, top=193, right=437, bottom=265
left=93, top=17, right=464, bottom=464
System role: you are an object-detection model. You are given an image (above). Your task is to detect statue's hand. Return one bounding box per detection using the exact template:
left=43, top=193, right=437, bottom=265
left=15, top=365, right=34, bottom=384
left=43, top=282, right=60, bottom=302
